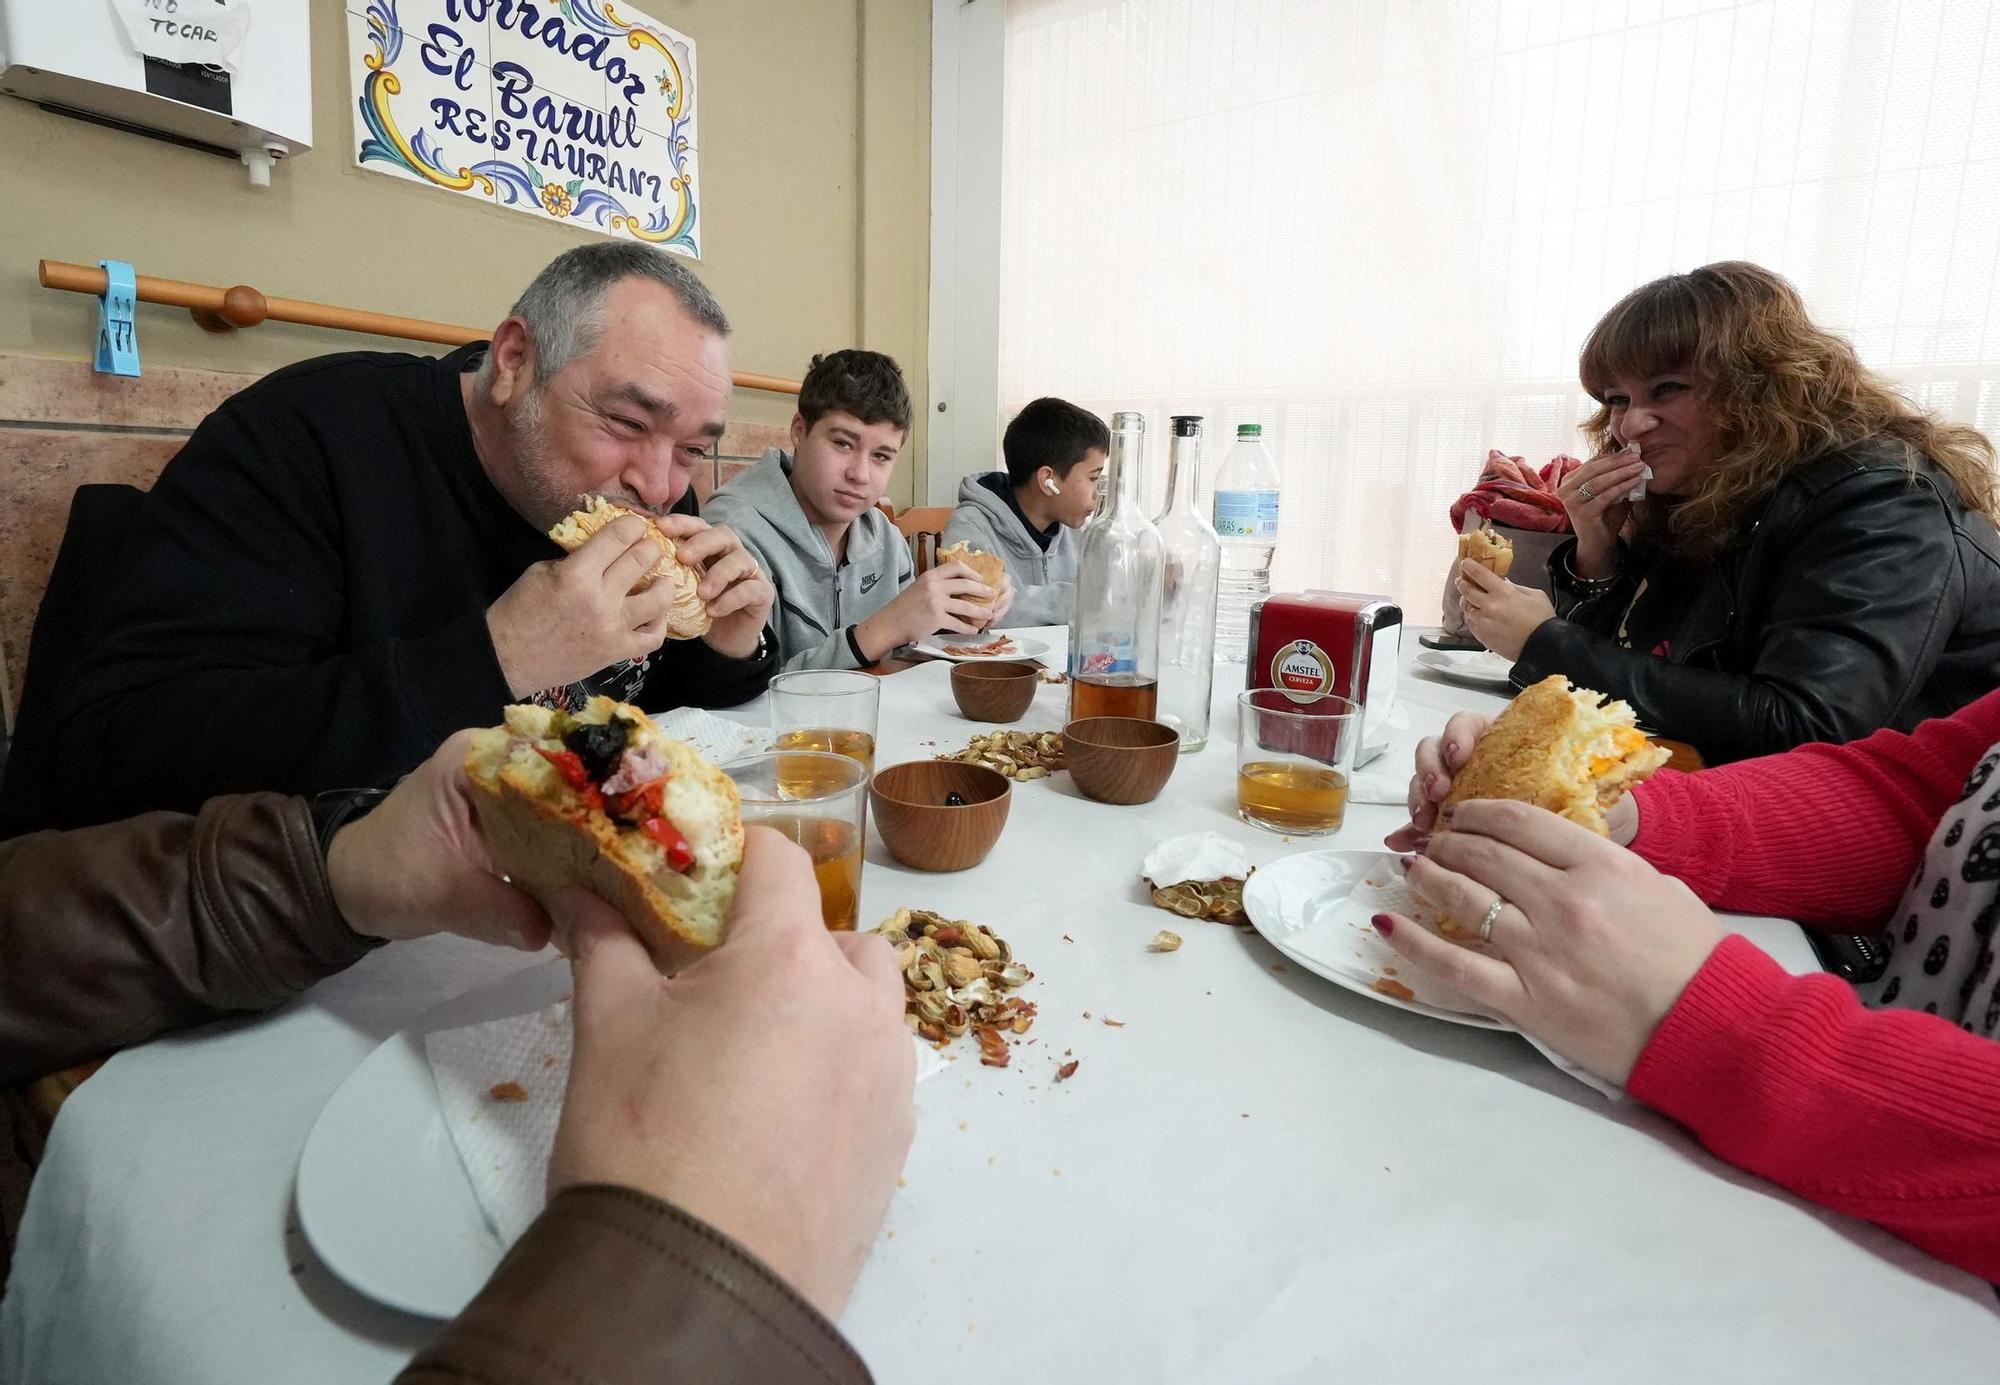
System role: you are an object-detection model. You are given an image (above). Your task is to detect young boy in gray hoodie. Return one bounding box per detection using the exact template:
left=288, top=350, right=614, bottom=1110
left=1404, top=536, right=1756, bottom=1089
left=941, top=398, right=1108, bottom=627
left=707, top=350, right=1009, bottom=671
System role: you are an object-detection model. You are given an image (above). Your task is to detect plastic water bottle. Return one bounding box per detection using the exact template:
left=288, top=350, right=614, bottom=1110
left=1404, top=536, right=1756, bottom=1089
left=1211, top=423, right=1281, bottom=663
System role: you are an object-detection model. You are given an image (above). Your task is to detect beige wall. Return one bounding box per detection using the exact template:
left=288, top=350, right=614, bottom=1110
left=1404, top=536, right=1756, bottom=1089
left=0, top=0, right=931, bottom=504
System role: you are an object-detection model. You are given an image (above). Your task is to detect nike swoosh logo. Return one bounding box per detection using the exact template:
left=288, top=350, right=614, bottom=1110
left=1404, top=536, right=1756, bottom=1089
left=861, top=572, right=881, bottom=594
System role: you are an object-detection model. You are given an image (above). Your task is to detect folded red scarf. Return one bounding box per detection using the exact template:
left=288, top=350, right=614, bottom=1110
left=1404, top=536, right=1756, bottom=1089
left=1448, top=450, right=1582, bottom=533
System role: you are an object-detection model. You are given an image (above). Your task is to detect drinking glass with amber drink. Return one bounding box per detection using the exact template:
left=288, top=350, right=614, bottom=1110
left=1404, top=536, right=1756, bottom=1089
left=769, top=668, right=880, bottom=773
left=726, top=750, right=868, bottom=931
left=1235, top=690, right=1357, bottom=835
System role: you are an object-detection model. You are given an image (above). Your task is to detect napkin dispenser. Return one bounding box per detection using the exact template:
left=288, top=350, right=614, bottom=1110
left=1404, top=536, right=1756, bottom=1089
left=1246, top=591, right=1402, bottom=766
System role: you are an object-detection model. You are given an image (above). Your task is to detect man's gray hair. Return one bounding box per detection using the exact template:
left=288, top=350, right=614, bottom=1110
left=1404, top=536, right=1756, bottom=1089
left=493, top=242, right=730, bottom=385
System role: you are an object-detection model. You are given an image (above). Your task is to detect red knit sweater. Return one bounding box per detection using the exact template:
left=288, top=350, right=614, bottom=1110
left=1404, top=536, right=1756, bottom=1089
left=1625, top=689, right=2000, bottom=1282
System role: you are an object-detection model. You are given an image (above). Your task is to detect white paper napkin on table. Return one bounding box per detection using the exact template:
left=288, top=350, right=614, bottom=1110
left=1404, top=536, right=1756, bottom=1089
left=651, top=705, right=769, bottom=765
left=426, top=1001, right=574, bottom=1245
left=427, top=1001, right=949, bottom=1247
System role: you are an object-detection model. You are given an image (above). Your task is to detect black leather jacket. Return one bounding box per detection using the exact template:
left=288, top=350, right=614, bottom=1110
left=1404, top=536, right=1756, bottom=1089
left=1514, top=442, right=2000, bottom=764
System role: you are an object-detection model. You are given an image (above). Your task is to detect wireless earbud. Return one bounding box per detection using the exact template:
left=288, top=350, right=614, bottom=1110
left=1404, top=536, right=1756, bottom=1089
left=1042, top=478, right=1061, bottom=495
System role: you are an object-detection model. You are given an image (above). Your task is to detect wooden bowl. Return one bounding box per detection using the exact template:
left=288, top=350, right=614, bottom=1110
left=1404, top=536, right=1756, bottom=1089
left=950, top=660, right=1039, bottom=722
left=1063, top=717, right=1180, bottom=805
left=870, top=760, right=1012, bottom=871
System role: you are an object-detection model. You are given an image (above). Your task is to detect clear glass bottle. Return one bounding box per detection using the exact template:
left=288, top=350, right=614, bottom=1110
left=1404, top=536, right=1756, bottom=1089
left=1154, top=415, right=1221, bottom=751
left=1067, top=412, right=1164, bottom=723
left=1212, top=422, right=1283, bottom=662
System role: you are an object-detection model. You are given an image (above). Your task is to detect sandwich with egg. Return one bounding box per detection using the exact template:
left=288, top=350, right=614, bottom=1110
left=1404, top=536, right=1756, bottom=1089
left=1439, top=675, right=1668, bottom=837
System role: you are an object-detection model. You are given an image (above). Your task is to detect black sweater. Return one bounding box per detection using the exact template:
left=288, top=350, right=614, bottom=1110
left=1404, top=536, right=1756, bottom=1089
left=4, top=345, right=772, bottom=831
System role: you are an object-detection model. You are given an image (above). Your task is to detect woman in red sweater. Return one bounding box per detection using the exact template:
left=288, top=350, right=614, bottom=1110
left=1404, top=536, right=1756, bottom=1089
left=1385, top=691, right=2000, bottom=1282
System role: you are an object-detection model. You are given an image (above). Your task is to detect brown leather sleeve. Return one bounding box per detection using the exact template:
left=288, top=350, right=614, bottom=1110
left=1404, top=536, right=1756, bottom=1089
left=399, top=1184, right=873, bottom=1385
left=0, top=793, right=378, bottom=1085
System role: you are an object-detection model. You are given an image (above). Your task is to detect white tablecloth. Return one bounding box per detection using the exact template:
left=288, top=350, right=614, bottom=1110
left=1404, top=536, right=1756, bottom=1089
left=3, top=631, right=1994, bottom=1383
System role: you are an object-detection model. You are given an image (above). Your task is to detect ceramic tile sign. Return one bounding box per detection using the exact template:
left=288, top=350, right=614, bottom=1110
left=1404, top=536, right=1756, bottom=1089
left=350, top=0, right=700, bottom=256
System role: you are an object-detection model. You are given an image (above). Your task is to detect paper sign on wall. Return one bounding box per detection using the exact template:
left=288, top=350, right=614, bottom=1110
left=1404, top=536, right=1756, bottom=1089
left=347, top=0, right=701, bottom=257
left=111, top=0, right=253, bottom=70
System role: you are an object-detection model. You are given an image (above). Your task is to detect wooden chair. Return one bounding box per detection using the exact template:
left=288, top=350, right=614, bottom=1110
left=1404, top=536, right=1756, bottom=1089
left=891, top=506, right=954, bottom=572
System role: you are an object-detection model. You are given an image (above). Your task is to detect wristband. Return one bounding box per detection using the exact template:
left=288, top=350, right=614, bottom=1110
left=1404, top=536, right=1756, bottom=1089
left=309, top=787, right=391, bottom=862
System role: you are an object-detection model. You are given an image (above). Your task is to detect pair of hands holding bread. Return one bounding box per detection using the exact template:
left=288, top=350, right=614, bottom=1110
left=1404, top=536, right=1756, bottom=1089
left=856, top=543, right=1015, bottom=663
left=330, top=712, right=911, bottom=1320
left=488, top=497, right=774, bottom=698
left=489, top=498, right=1015, bottom=689
left=1378, top=680, right=1725, bottom=1087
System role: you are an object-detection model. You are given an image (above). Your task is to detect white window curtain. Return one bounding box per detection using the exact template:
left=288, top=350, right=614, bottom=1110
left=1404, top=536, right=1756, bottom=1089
left=997, top=0, right=2000, bottom=618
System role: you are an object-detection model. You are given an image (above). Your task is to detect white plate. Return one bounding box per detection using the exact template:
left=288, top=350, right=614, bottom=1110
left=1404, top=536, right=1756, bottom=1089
left=1415, top=648, right=1516, bottom=692
left=911, top=636, right=1051, bottom=664
left=1243, top=849, right=1508, bottom=1030
left=295, top=960, right=569, bottom=1319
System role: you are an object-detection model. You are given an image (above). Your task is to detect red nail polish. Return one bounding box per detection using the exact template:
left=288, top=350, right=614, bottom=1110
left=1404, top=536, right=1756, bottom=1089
left=1371, top=914, right=1394, bottom=936
left=1399, top=854, right=1415, bottom=871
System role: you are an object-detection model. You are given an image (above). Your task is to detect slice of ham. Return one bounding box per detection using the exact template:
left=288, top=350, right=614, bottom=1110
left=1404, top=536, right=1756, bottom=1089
left=602, top=744, right=670, bottom=795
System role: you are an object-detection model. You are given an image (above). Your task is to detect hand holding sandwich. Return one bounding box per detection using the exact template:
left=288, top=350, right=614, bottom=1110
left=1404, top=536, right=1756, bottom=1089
left=488, top=513, right=703, bottom=698
left=852, top=559, right=999, bottom=663
left=1374, top=800, right=1725, bottom=1086
left=1386, top=704, right=1647, bottom=850
left=548, top=827, right=914, bottom=1320
left=1454, top=560, right=1555, bottom=661
left=652, top=512, right=775, bottom=661
left=327, top=730, right=554, bottom=952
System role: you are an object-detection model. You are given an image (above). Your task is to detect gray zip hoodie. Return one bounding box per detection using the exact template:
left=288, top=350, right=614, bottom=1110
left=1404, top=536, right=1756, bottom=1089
left=705, top=449, right=914, bottom=671
left=941, top=473, right=1080, bottom=627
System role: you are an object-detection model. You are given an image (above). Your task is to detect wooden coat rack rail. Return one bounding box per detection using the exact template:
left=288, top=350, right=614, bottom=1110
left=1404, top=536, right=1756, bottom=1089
left=38, top=259, right=803, bottom=396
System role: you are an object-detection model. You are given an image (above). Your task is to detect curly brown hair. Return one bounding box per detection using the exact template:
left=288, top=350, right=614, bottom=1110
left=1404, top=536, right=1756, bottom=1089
left=1577, top=261, right=1997, bottom=557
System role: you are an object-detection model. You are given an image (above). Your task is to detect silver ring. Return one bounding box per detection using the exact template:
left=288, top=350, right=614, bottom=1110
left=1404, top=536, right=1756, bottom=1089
left=1577, top=481, right=1596, bottom=502
left=1477, top=896, right=1505, bottom=942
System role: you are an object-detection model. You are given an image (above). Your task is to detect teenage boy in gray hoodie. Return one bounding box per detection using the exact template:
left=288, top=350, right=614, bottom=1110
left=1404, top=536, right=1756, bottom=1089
left=941, top=398, right=1108, bottom=628
left=707, top=350, right=1010, bottom=671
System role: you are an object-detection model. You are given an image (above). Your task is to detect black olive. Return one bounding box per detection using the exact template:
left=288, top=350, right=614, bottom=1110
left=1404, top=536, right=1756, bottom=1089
left=563, top=715, right=632, bottom=781
left=945, top=791, right=967, bottom=807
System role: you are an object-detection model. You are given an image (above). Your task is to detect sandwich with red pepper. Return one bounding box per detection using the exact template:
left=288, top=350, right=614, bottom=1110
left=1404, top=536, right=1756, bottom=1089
left=464, top=697, right=742, bottom=968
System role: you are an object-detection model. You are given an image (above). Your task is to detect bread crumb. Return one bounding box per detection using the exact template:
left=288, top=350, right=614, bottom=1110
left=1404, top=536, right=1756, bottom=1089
left=488, top=1082, right=529, bottom=1102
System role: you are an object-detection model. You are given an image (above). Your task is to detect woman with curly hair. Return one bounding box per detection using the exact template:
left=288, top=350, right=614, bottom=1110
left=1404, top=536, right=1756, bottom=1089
left=1456, top=261, right=2000, bottom=763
